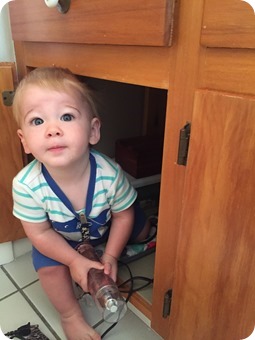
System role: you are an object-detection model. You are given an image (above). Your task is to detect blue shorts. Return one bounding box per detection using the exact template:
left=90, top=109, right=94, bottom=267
left=32, top=202, right=146, bottom=271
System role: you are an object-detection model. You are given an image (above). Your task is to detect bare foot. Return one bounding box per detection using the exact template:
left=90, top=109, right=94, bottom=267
left=61, top=313, right=101, bottom=340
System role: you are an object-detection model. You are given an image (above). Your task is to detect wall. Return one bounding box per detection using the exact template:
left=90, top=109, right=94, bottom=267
left=0, top=4, right=15, bottom=62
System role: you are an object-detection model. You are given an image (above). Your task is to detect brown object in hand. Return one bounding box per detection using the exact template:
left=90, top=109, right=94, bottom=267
left=76, top=241, right=127, bottom=321
left=76, top=241, right=116, bottom=298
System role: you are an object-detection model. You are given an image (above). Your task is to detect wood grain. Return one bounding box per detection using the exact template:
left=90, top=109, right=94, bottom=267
left=169, top=90, right=255, bottom=340
left=15, top=42, right=171, bottom=89
left=200, top=48, right=255, bottom=96
left=0, top=64, right=24, bottom=242
left=151, top=0, right=206, bottom=337
left=9, top=0, right=175, bottom=47
left=201, top=0, right=255, bottom=48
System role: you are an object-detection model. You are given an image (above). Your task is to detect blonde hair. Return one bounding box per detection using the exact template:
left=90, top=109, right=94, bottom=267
left=13, top=67, right=99, bottom=125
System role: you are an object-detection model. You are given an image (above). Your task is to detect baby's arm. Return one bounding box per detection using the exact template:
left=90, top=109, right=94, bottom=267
left=21, top=220, right=103, bottom=291
left=102, top=205, right=134, bottom=280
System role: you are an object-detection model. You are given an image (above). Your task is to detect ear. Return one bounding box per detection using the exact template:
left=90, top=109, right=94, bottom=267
left=89, top=118, right=101, bottom=145
left=17, top=129, right=31, bottom=154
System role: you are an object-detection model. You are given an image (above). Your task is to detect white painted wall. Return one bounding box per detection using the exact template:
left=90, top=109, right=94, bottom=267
left=0, top=4, right=15, bottom=62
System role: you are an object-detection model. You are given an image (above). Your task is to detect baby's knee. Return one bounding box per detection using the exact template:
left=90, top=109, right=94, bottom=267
left=38, top=264, right=67, bottom=279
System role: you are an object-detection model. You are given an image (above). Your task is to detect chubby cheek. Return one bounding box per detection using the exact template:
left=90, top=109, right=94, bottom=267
left=71, top=125, right=91, bottom=146
left=21, top=138, right=34, bottom=155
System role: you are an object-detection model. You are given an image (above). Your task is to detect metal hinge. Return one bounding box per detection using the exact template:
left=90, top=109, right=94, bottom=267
left=2, top=90, right=15, bottom=106
left=177, top=122, right=191, bottom=166
left=162, top=289, right=172, bottom=318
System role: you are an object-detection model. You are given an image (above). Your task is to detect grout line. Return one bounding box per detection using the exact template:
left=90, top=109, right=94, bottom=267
left=21, top=289, right=62, bottom=340
left=1, top=266, right=38, bottom=291
left=1, top=267, right=61, bottom=340
left=0, top=290, right=18, bottom=302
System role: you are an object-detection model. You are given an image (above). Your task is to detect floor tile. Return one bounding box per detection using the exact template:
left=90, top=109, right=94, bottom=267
left=80, top=294, right=162, bottom=339
left=3, top=251, right=38, bottom=288
left=78, top=288, right=162, bottom=339
left=1, top=250, right=162, bottom=340
left=79, top=293, right=106, bottom=326
left=24, top=281, right=106, bottom=339
left=95, top=308, right=163, bottom=339
left=118, top=253, right=155, bottom=304
left=0, top=292, right=56, bottom=339
left=24, top=281, right=64, bottom=339
left=0, top=268, right=17, bottom=300
left=24, top=280, right=162, bottom=339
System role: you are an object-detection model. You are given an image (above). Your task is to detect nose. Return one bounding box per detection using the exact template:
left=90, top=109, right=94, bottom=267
left=46, top=123, right=63, bottom=138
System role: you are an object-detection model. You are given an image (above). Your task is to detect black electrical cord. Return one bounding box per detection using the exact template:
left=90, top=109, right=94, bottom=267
left=119, top=276, right=153, bottom=293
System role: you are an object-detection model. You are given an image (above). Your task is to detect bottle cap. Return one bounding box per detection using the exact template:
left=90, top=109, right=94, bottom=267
left=105, top=298, right=118, bottom=313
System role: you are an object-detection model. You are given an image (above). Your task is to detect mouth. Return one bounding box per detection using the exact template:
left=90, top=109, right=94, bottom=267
left=48, top=145, right=66, bottom=152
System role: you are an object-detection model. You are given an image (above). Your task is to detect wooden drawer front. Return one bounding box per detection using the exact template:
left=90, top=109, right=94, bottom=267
left=9, top=0, right=175, bottom=47
left=201, top=0, right=255, bottom=48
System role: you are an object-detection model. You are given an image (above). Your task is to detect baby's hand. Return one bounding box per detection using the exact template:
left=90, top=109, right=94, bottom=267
left=69, top=255, right=104, bottom=292
left=101, top=253, right=118, bottom=282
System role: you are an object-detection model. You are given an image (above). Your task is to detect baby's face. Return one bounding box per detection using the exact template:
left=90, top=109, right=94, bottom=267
left=17, top=85, right=100, bottom=169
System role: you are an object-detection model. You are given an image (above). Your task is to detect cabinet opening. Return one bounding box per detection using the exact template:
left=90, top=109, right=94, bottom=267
left=79, top=75, right=167, bottom=308
left=25, top=68, right=167, bottom=312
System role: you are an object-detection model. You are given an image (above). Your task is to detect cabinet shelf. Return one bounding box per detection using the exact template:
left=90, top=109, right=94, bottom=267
left=124, top=172, right=161, bottom=189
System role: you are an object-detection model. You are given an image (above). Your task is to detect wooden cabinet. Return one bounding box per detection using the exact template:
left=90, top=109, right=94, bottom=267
left=201, top=0, right=255, bottom=48
left=8, top=0, right=255, bottom=339
left=9, top=0, right=175, bottom=47
left=0, top=64, right=25, bottom=242
left=169, top=90, right=255, bottom=340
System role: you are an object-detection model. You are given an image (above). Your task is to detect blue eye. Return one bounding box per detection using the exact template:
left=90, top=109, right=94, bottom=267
left=32, top=118, right=44, bottom=125
left=61, top=114, right=74, bottom=121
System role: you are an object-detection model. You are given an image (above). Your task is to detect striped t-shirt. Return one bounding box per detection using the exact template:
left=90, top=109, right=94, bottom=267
left=12, top=150, right=137, bottom=242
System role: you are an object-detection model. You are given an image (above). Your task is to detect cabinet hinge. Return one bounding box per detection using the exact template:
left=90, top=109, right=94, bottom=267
left=2, top=90, right=15, bottom=107
left=162, top=289, right=172, bottom=318
left=177, top=122, right=191, bottom=166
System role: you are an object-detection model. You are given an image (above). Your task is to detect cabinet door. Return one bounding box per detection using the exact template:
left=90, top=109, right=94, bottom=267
left=201, top=0, right=255, bottom=48
left=0, top=64, right=25, bottom=242
left=169, top=90, right=255, bottom=340
left=9, top=0, right=175, bottom=47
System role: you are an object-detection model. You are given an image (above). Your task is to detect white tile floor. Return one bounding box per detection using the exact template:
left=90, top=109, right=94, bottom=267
left=0, top=251, right=162, bottom=339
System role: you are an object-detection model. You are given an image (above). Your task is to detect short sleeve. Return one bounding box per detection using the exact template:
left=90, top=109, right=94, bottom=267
left=107, top=164, right=137, bottom=213
left=12, top=177, right=48, bottom=223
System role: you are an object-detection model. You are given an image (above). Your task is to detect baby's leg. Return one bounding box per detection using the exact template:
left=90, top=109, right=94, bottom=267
left=133, top=215, right=158, bottom=243
left=134, top=218, right=151, bottom=242
left=38, top=265, right=100, bottom=340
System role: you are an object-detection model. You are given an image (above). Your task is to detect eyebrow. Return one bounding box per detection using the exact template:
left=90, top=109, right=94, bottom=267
left=64, top=105, right=81, bottom=114
left=23, top=109, right=36, bottom=122
left=23, top=104, right=81, bottom=121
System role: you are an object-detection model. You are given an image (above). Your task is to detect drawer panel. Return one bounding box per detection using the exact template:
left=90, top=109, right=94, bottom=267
left=9, top=0, right=175, bottom=47
left=201, top=0, right=255, bottom=48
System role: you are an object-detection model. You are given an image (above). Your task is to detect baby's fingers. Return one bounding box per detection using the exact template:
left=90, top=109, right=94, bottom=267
left=89, top=259, right=104, bottom=271
left=103, top=262, right=112, bottom=276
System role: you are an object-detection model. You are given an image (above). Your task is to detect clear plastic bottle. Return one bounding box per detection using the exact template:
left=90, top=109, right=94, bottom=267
left=76, top=240, right=127, bottom=323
